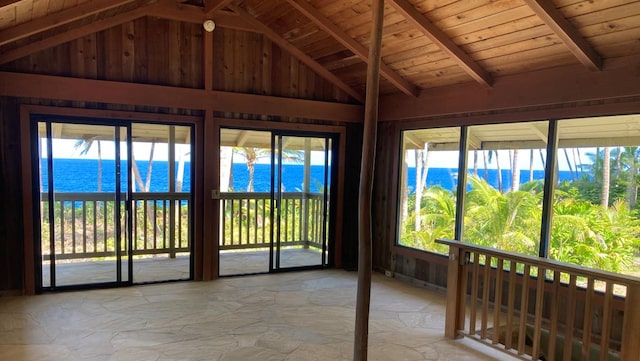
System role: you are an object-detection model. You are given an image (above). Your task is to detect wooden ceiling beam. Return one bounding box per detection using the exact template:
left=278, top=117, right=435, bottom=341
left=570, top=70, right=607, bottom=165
left=0, top=4, right=151, bottom=65
left=0, top=0, right=20, bottom=8
left=0, top=71, right=364, bottom=122
left=387, top=0, right=492, bottom=88
left=285, top=0, right=419, bottom=97
left=0, top=0, right=138, bottom=46
left=227, top=3, right=365, bottom=103
left=148, top=0, right=256, bottom=32
left=379, top=54, right=640, bottom=122
left=204, top=0, right=232, bottom=16
left=523, top=0, right=602, bottom=71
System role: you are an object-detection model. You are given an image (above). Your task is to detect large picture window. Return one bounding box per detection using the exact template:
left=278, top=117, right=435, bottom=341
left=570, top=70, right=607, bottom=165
left=397, top=127, right=460, bottom=254
left=552, top=116, right=640, bottom=274
left=396, top=115, right=640, bottom=277
left=463, top=122, right=547, bottom=256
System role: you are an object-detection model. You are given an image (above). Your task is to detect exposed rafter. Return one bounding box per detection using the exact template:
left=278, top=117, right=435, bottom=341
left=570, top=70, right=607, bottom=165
left=387, top=0, right=493, bottom=88
left=204, top=0, right=233, bottom=15
left=523, top=0, right=602, bottom=71
left=0, top=0, right=20, bottom=8
left=149, top=0, right=256, bottom=32
left=0, top=4, right=152, bottom=65
left=285, top=0, right=419, bottom=97
left=0, top=0, right=137, bottom=46
left=235, top=130, right=250, bottom=146
left=227, top=3, right=365, bottom=103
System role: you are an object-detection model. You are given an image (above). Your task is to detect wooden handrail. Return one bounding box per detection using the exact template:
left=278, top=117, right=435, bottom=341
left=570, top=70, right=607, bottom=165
left=436, top=238, right=640, bottom=361
left=436, top=238, right=640, bottom=286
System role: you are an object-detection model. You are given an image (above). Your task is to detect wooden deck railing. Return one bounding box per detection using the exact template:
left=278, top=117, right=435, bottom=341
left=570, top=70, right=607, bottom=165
left=436, top=238, right=640, bottom=361
left=41, top=192, right=190, bottom=260
left=219, top=192, right=326, bottom=250
left=41, top=191, right=326, bottom=260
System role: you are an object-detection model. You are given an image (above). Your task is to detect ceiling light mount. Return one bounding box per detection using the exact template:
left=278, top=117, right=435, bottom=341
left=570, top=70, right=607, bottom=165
left=203, top=19, right=216, bottom=32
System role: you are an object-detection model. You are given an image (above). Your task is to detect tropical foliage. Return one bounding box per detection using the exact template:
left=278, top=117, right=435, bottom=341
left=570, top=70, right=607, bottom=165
left=399, top=174, right=640, bottom=274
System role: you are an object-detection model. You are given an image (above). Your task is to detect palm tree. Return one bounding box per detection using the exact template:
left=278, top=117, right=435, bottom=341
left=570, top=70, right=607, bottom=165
left=73, top=136, right=102, bottom=191
left=511, top=149, right=519, bottom=192
left=602, top=147, right=611, bottom=207
left=414, top=147, right=429, bottom=231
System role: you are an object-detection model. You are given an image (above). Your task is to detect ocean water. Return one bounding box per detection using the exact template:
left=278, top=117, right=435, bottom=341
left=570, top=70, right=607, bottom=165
left=41, top=159, right=330, bottom=193
left=40, top=159, right=571, bottom=193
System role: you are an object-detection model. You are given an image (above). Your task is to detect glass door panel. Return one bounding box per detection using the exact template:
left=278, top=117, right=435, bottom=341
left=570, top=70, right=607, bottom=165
left=218, top=128, right=272, bottom=276
left=38, top=121, right=127, bottom=288
left=271, top=134, right=331, bottom=270
left=130, top=124, right=192, bottom=283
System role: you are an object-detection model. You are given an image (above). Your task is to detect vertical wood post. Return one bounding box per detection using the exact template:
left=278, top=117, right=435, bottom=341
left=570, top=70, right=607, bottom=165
left=444, top=245, right=465, bottom=338
left=620, top=284, right=640, bottom=361
left=354, top=0, right=384, bottom=360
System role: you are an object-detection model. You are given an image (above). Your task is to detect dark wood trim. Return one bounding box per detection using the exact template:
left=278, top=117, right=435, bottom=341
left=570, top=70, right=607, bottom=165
left=0, top=72, right=364, bottom=122
left=19, top=105, right=35, bottom=295
left=379, top=54, right=640, bottom=121
left=202, top=110, right=216, bottom=280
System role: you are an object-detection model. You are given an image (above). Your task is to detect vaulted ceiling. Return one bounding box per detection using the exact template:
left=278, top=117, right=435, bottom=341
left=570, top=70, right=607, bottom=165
left=1, top=0, right=639, bottom=103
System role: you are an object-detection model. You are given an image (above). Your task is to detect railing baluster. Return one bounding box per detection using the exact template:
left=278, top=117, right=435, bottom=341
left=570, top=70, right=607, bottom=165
left=246, top=198, right=250, bottom=245
left=599, top=282, right=613, bottom=361
left=480, top=254, right=491, bottom=339
left=548, top=271, right=561, bottom=361
left=469, top=252, right=480, bottom=336
left=505, top=260, right=517, bottom=350
left=221, top=199, right=227, bottom=246
left=532, top=267, right=546, bottom=360
left=492, top=258, right=504, bottom=345
left=253, top=199, right=258, bottom=245
left=238, top=198, right=243, bottom=245
left=582, top=278, right=595, bottom=360
left=517, top=264, right=530, bottom=355
left=563, top=274, right=577, bottom=361
left=82, top=200, right=87, bottom=253
left=71, top=200, right=76, bottom=254
left=92, top=200, right=97, bottom=253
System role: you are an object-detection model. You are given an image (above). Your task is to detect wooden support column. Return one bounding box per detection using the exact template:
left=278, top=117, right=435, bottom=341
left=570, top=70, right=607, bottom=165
left=201, top=27, right=217, bottom=280
left=354, top=0, right=384, bottom=360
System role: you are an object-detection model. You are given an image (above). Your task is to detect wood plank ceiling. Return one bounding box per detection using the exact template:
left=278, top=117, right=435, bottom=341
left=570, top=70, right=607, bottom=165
left=1, top=0, right=639, bottom=102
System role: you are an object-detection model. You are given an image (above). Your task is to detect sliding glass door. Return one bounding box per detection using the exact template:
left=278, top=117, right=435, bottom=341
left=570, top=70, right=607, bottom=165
left=218, top=128, right=335, bottom=276
left=36, top=118, right=193, bottom=290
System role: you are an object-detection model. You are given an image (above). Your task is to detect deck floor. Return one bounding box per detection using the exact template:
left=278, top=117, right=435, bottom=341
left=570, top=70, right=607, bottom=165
left=41, top=248, right=326, bottom=286
left=0, top=269, right=518, bottom=361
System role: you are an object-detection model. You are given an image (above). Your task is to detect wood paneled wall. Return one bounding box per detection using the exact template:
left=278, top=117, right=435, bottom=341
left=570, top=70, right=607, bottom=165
left=0, top=17, right=358, bottom=293
left=0, top=97, right=24, bottom=294
left=1, top=18, right=352, bottom=109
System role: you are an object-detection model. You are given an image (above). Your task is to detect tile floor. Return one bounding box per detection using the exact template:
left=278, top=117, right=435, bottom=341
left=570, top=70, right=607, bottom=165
left=0, top=270, right=518, bottom=361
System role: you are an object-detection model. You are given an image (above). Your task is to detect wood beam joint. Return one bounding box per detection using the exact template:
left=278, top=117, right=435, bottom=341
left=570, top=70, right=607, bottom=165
left=285, top=0, right=419, bottom=97
left=227, top=3, right=364, bottom=103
